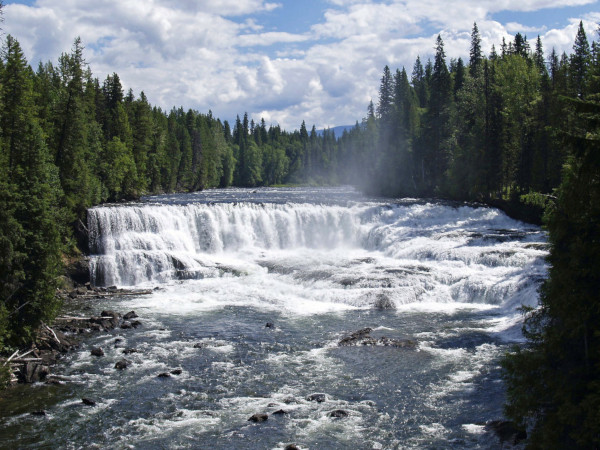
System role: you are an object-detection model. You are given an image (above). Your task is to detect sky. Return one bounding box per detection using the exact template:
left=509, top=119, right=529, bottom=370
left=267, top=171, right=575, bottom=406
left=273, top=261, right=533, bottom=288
left=2, top=0, right=600, bottom=130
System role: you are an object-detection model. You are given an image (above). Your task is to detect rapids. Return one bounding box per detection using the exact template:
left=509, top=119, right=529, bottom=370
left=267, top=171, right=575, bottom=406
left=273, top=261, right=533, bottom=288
left=0, top=187, right=547, bottom=448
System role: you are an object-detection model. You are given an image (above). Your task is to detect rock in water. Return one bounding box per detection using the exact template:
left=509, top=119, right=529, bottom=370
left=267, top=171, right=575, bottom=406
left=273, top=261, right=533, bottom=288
left=306, top=393, right=326, bottom=403
left=328, top=409, right=349, bottom=418
left=248, top=413, right=268, bottom=423
left=114, top=359, right=129, bottom=370
left=30, top=410, right=46, bottom=416
left=90, top=347, right=104, bottom=357
left=170, top=369, right=182, bottom=375
left=272, top=409, right=289, bottom=416
left=123, top=311, right=138, bottom=320
left=338, top=328, right=373, bottom=346
left=81, top=398, right=96, bottom=406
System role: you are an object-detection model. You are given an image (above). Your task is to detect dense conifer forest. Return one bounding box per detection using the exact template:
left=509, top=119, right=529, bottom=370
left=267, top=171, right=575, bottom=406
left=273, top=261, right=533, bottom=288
left=1, top=3, right=599, bottom=445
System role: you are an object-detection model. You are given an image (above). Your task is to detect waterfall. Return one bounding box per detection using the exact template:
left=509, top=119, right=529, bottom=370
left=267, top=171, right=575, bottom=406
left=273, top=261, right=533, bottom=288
left=87, top=198, right=547, bottom=311
left=88, top=202, right=364, bottom=286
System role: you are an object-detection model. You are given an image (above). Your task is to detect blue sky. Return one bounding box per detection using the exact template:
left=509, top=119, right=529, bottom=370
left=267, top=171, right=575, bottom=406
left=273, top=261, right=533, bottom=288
left=3, top=0, right=600, bottom=130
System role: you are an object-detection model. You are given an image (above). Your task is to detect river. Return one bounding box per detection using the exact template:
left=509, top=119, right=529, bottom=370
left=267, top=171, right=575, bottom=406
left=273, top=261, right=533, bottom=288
left=0, top=186, right=547, bottom=448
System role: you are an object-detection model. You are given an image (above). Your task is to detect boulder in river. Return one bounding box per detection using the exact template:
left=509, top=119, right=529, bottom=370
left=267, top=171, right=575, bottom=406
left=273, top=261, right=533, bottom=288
left=122, top=348, right=138, bottom=355
left=114, top=359, right=130, bottom=370
left=170, top=369, right=182, bottom=375
left=30, top=410, right=47, bottom=416
left=248, top=413, right=269, bottom=423
left=123, top=311, right=138, bottom=320
left=81, top=398, right=96, bottom=406
left=157, top=372, right=171, bottom=378
left=90, top=347, right=104, bottom=357
left=272, top=409, right=289, bottom=416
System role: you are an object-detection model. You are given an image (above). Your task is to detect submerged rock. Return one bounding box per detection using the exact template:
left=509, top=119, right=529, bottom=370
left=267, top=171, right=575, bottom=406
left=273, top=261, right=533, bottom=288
left=170, top=369, right=182, bottom=375
left=284, top=445, right=300, bottom=450
left=248, top=413, right=268, bottom=423
left=265, top=322, right=274, bottom=328
left=272, top=409, right=289, bottom=416
left=328, top=409, right=349, bottom=418
left=30, top=410, right=47, bottom=416
left=122, top=348, right=138, bottom=355
left=378, top=337, right=417, bottom=348
left=157, top=372, right=171, bottom=378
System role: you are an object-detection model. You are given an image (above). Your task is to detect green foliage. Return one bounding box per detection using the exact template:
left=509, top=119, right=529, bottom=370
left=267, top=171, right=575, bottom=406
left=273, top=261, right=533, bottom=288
left=502, top=78, right=600, bottom=448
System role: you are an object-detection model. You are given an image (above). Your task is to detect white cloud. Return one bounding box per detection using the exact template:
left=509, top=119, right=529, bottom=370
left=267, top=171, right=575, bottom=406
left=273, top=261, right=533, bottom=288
left=2, top=0, right=600, bottom=130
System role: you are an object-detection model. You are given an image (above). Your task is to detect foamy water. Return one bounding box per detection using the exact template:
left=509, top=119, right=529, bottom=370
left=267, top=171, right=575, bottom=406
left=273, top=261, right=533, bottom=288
left=0, top=187, right=545, bottom=448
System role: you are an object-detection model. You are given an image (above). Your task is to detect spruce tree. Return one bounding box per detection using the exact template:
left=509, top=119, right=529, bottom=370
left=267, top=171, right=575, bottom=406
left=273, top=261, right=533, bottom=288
left=469, top=22, right=483, bottom=77
left=570, top=21, right=591, bottom=98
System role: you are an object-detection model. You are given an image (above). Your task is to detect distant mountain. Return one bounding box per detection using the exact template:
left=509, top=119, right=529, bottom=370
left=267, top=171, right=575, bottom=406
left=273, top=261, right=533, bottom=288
left=316, top=125, right=355, bottom=137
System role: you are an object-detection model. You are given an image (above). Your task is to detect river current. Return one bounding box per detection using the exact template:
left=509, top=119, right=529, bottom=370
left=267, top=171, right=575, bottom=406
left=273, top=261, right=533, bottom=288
left=0, top=187, right=547, bottom=448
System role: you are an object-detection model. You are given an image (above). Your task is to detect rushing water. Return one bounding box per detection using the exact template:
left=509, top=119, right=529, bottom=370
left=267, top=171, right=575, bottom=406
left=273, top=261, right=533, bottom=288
left=0, top=187, right=547, bottom=449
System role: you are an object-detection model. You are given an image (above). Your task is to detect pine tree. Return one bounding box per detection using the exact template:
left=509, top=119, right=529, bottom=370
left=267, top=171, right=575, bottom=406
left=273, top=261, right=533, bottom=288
left=469, top=22, right=483, bottom=77
left=377, top=65, right=394, bottom=121
left=570, top=21, right=591, bottom=98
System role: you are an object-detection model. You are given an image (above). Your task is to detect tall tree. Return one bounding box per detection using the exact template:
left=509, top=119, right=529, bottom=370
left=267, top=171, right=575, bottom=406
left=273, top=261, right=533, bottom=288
left=469, top=22, right=483, bottom=77
left=570, top=21, right=591, bottom=98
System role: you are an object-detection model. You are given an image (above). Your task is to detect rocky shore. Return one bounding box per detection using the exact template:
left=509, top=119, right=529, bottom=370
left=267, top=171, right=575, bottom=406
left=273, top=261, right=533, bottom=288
left=1, top=283, right=151, bottom=387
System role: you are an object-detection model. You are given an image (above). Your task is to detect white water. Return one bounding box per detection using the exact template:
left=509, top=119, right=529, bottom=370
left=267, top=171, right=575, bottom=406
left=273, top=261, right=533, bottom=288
left=88, top=195, right=547, bottom=319
left=1, top=188, right=548, bottom=448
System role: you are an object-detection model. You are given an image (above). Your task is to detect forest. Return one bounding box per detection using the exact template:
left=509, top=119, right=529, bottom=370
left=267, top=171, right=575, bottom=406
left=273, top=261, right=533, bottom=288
left=0, top=6, right=599, bottom=446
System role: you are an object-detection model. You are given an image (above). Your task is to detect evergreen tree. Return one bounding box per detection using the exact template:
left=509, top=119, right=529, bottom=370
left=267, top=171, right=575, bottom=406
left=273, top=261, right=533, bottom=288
left=469, top=22, right=483, bottom=77
left=570, top=21, right=591, bottom=98
left=377, top=65, right=394, bottom=121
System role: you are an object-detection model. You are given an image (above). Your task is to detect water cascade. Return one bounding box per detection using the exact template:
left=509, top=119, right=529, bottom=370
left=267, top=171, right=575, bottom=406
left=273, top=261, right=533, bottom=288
left=1, top=188, right=548, bottom=448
